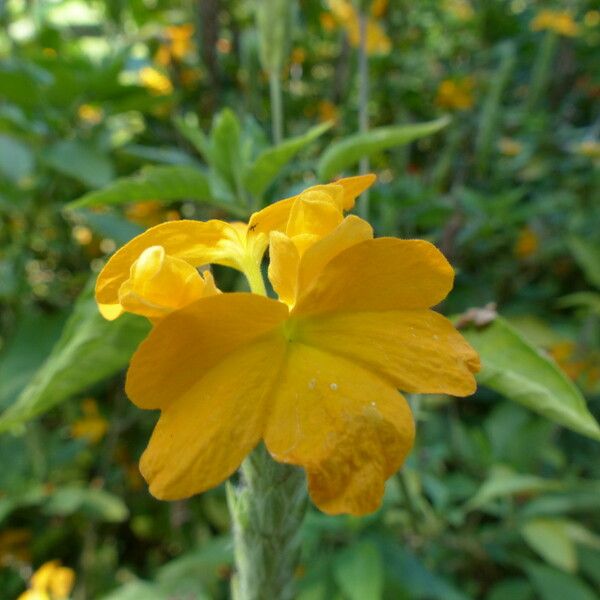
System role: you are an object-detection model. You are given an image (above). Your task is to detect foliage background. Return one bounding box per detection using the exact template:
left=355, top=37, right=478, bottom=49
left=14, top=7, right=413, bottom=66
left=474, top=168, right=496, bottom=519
left=0, top=0, right=599, bottom=598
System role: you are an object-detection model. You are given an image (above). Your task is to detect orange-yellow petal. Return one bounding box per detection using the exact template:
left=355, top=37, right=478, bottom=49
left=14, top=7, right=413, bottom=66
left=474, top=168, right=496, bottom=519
left=139, top=334, right=286, bottom=499
left=264, top=343, right=414, bottom=515
left=247, top=174, right=376, bottom=236
left=126, top=293, right=289, bottom=410
left=268, top=231, right=300, bottom=306
left=293, top=238, right=454, bottom=316
left=297, top=309, right=480, bottom=396
left=118, top=246, right=218, bottom=320
left=96, top=219, right=257, bottom=316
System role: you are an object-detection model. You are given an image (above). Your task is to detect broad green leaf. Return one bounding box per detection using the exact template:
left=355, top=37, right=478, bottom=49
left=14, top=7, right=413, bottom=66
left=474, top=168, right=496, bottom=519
left=521, top=518, right=577, bottom=572
left=0, top=134, right=34, bottom=183
left=557, top=292, right=600, bottom=315
left=101, top=581, right=168, bottom=600
left=463, top=317, right=600, bottom=441
left=486, top=578, right=534, bottom=600
left=75, top=209, right=143, bottom=245
left=119, top=144, right=197, bottom=165
left=43, top=140, right=114, bottom=188
left=243, top=121, right=332, bottom=199
left=174, top=114, right=213, bottom=163
left=0, top=280, right=150, bottom=432
left=68, top=165, right=245, bottom=216
left=0, top=311, right=67, bottom=410
left=568, top=237, right=600, bottom=289
left=524, top=563, right=597, bottom=600
left=467, top=466, right=562, bottom=511
left=317, top=117, right=450, bottom=180
left=210, top=108, right=243, bottom=193
left=333, top=541, right=383, bottom=600
left=44, top=485, right=129, bottom=522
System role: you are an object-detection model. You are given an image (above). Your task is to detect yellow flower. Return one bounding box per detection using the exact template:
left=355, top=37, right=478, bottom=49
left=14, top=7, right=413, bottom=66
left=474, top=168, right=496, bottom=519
left=166, top=24, right=195, bottom=60
left=77, top=104, right=103, bottom=125
left=498, top=137, right=523, bottom=157
left=320, top=11, right=338, bottom=32
left=514, top=227, right=539, bottom=259
left=20, top=560, right=75, bottom=600
left=71, top=398, right=108, bottom=444
left=318, top=99, right=339, bottom=123
left=444, top=0, right=474, bottom=20
left=435, top=78, right=475, bottom=110
left=95, top=174, right=479, bottom=515
left=139, top=67, right=173, bottom=95
left=573, top=140, right=600, bottom=159
left=328, top=0, right=391, bottom=55
left=531, top=10, right=579, bottom=37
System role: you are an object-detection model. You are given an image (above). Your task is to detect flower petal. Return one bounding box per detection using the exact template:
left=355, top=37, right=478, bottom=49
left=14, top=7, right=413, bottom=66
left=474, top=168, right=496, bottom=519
left=140, top=333, right=287, bottom=500
left=126, top=293, right=289, bottom=410
left=298, top=309, right=480, bottom=396
left=264, top=343, right=414, bottom=515
left=96, top=219, right=236, bottom=312
left=268, top=231, right=300, bottom=306
left=247, top=174, right=376, bottom=235
left=293, top=238, right=454, bottom=316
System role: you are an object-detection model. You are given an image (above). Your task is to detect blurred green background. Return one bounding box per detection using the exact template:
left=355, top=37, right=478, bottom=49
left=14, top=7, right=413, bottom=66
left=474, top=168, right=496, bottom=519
left=0, top=0, right=599, bottom=598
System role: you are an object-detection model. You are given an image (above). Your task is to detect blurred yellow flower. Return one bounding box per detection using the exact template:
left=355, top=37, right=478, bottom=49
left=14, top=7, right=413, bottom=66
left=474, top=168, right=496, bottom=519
left=445, top=0, right=474, bottom=20
left=573, top=140, right=600, bottom=159
left=584, top=10, right=600, bottom=27
left=71, top=398, right=108, bottom=444
left=370, top=0, right=388, bottom=18
left=180, top=67, right=202, bottom=88
left=95, top=174, right=479, bottom=515
left=328, top=0, right=391, bottom=55
left=139, top=67, right=173, bottom=95
left=320, top=11, right=337, bottom=32
left=318, top=99, right=339, bottom=123
left=166, top=24, right=195, bottom=60
left=291, top=47, right=307, bottom=64
left=498, top=137, right=523, bottom=157
left=19, top=560, right=75, bottom=600
left=72, top=225, right=93, bottom=246
left=514, top=227, right=539, bottom=259
left=531, top=10, right=579, bottom=37
left=77, top=104, right=103, bottom=125
left=435, top=78, right=475, bottom=110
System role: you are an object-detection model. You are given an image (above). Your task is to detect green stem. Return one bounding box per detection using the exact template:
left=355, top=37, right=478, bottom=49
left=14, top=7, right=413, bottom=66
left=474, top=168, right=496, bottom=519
left=357, top=9, right=370, bottom=218
left=269, top=69, right=284, bottom=145
left=227, top=445, right=307, bottom=600
left=527, top=31, right=558, bottom=113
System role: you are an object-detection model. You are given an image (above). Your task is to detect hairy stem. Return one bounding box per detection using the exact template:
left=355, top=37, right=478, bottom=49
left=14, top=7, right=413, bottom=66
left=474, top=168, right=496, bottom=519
left=227, top=445, right=307, bottom=600
left=357, top=8, right=370, bottom=218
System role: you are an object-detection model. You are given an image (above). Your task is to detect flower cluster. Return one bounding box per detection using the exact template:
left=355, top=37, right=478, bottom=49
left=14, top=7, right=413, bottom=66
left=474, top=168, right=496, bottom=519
left=18, top=560, right=75, bottom=600
left=96, top=175, right=479, bottom=515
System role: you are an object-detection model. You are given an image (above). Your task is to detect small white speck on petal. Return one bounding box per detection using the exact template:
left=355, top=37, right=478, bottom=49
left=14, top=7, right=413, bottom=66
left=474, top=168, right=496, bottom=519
left=330, top=383, right=338, bottom=391
left=308, top=378, right=317, bottom=390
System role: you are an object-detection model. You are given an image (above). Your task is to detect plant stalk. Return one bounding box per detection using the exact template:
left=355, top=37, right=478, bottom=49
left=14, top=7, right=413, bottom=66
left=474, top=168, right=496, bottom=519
left=227, top=445, right=307, bottom=600
left=269, top=70, right=284, bottom=145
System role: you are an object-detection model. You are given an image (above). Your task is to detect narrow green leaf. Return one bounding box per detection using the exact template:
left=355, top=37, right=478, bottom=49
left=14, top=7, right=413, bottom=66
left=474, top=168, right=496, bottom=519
left=467, top=466, right=562, bottom=511
left=44, top=485, right=129, bottom=522
left=568, top=237, right=600, bottom=290
left=244, top=121, right=332, bottom=199
left=67, top=165, right=244, bottom=216
left=333, top=541, right=384, bottom=600
left=43, top=140, right=115, bottom=188
left=521, top=518, right=578, bottom=572
left=463, top=317, right=600, bottom=441
left=317, top=117, right=450, bottom=181
left=174, top=114, right=213, bottom=163
left=0, top=280, right=150, bottom=432
left=210, top=108, right=243, bottom=192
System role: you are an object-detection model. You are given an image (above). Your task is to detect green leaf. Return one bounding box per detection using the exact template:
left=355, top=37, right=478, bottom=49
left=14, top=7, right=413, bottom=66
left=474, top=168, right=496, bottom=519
left=210, top=108, right=243, bottom=192
left=521, top=518, right=578, bottom=572
left=0, top=134, right=34, bottom=183
left=0, top=280, right=150, bottom=432
left=68, top=165, right=244, bottom=215
left=174, top=114, right=213, bottom=163
left=317, top=117, right=450, bottom=181
left=524, top=563, right=597, bottom=600
left=44, top=485, right=129, bottom=522
left=333, top=541, right=383, bottom=600
left=119, top=144, right=197, bottom=165
left=0, top=311, right=67, bottom=410
left=243, top=121, right=332, bottom=199
left=557, top=292, right=600, bottom=315
left=43, top=140, right=115, bottom=188
left=467, top=466, right=562, bottom=511
left=568, top=237, right=600, bottom=290
left=100, top=581, right=168, bottom=600
left=463, top=317, right=600, bottom=441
